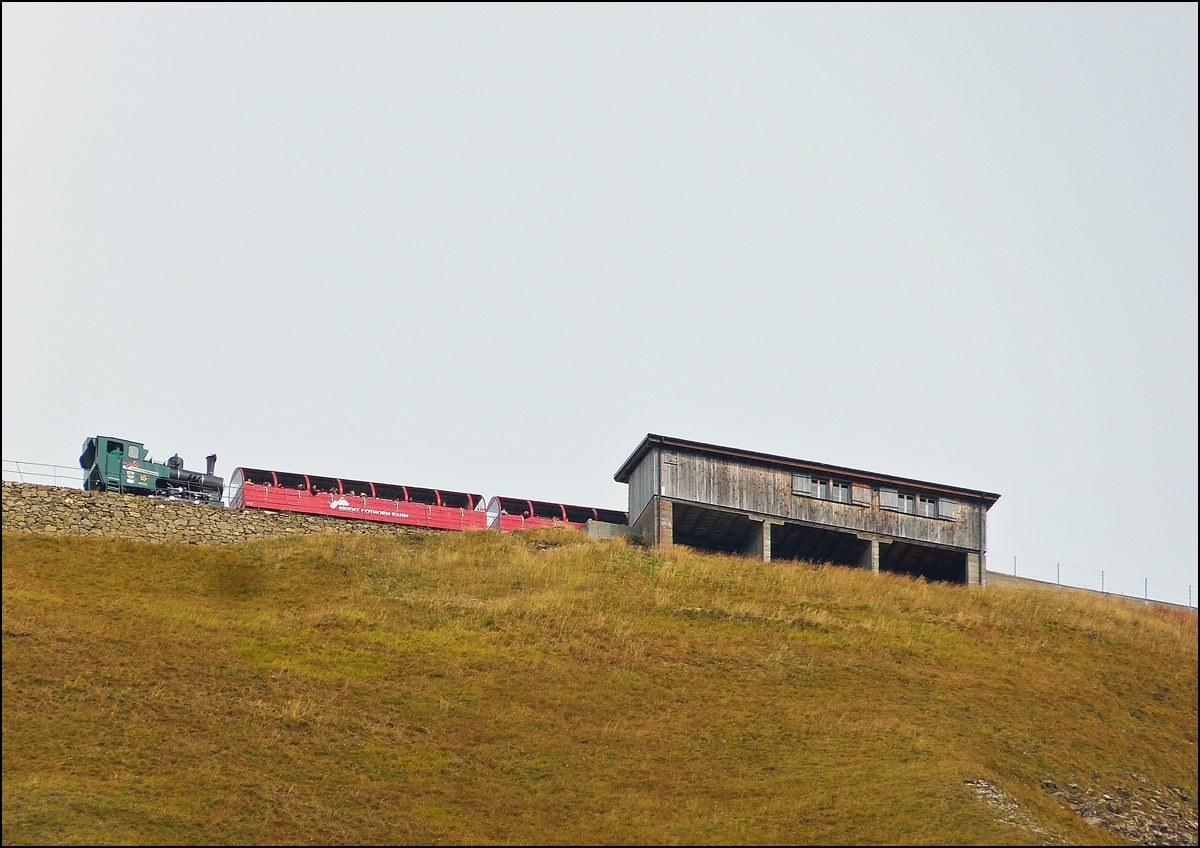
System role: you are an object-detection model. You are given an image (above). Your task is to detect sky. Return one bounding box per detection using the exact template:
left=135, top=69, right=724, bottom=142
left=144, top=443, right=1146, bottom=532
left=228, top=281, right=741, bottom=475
left=3, top=4, right=1197, bottom=594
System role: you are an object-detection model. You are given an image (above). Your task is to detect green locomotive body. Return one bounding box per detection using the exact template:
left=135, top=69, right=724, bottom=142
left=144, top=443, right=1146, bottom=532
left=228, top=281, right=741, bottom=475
left=79, top=436, right=223, bottom=504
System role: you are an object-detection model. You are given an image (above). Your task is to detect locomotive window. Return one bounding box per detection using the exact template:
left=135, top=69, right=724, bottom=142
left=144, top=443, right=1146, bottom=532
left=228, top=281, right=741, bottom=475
left=107, top=441, right=125, bottom=455
left=531, top=501, right=565, bottom=520
left=374, top=483, right=406, bottom=501
left=564, top=505, right=596, bottom=523
left=439, top=491, right=473, bottom=509
left=406, top=487, right=439, bottom=505
left=275, top=472, right=308, bottom=490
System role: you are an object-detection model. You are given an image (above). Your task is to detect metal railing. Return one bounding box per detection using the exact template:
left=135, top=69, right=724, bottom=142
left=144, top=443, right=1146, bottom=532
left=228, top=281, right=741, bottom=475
left=4, top=459, right=1195, bottom=608
left=2, top=460, right=86, bottom=489
left=989, top=553, right=1194, bottom=609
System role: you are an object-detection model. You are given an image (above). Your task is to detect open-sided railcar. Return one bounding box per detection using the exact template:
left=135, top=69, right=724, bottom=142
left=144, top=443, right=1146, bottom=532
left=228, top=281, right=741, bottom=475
left=484, top=496, right=628, bottom=532
left=229, top=467, right=488, bottom=531
left=229, top=468, right=628, bottom=534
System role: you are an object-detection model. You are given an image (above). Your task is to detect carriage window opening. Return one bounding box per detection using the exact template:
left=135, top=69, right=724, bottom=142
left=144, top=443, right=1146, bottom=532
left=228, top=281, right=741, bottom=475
left=341, top=480, right=372, bottom=497
left=439, top=491, right=472, bottom=509
left=308, top=476, right=339, bottom=495
left=497, top=497, right=531, bottom=517
left=274, top=472, right=307, bottom=490
left=595, top=508, right=628, bottom=525
left=564, top=505, right=596, bottom=524
left=532, top=501, right=565, bottom=520
left=244, top=469, right=275, bottom=486
left=407, top=487, right=439, bottom=505
left=374, top=484, right=406, bottom=501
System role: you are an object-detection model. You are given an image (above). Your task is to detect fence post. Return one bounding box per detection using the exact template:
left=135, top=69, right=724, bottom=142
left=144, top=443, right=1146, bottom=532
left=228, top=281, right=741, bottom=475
left=1101, top=571, right=1104, bottom=594
left=1145, top=577, right=1147, bottom=600
left=1057, top=563, right=1060, bottom=585
left=1013, top=555, right=1017, bottom=577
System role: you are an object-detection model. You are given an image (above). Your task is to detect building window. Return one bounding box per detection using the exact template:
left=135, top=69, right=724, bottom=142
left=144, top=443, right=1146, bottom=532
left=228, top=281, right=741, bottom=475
left=881, top=489, right=956, bottom=519
left=795, top=474, right=862, bottom=505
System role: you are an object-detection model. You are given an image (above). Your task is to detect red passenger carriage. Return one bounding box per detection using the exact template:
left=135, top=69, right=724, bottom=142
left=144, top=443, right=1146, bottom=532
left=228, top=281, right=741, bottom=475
left=228, top=469, right=628, bottom=534
left=229, top=468, right=488, bottom=531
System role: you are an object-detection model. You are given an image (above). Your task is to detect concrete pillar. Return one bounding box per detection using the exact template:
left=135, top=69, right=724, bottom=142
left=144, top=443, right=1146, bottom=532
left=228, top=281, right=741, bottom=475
left=967, top=552, right=984, bottom=586
left=742, top=519, right=771, bottom=562
left=656, top=497, right=673, bottom=549
left=856, top=537, right=881, bottom=574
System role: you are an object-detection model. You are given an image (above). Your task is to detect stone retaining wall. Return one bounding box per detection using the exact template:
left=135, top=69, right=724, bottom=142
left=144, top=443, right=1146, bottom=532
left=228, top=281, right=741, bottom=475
left=1, top=482, right=427, bottom=545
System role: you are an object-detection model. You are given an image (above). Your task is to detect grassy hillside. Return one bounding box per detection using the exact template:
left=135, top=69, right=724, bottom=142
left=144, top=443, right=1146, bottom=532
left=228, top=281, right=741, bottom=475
left=2, top=530, right=1196, bottom=845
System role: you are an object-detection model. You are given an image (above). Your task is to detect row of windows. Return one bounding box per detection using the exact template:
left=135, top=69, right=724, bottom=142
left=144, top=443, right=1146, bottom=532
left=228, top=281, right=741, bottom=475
left=792, top=474, right=958, bottom=520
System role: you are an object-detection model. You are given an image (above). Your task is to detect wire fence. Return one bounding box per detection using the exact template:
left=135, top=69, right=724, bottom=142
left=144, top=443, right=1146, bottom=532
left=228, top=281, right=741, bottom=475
left=987, top=553, right=1194, bottom=609
left=3, top=460, right=86, bottom=489
left=3, top=459, right=1195, bottom=608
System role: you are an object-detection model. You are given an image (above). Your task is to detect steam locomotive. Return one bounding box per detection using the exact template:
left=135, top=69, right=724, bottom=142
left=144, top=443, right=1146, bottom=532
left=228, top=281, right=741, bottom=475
left=80, top=436, right=224, bottom=504
left=79, top=435, right=628, bottom=533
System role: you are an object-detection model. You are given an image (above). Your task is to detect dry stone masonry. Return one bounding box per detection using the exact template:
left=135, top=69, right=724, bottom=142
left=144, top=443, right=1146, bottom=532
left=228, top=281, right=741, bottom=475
left=2, top=482, right=426, bottom=545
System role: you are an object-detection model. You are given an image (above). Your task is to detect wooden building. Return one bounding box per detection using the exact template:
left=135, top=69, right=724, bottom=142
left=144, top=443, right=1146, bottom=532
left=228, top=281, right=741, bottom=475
left=614, top=434, right=1000, bottom=585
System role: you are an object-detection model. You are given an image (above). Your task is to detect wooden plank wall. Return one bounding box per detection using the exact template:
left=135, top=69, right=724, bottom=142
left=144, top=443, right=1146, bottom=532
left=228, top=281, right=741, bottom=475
left=627, top=447, right=659, bottom=529
left=658, top=449, right=984, bottom=552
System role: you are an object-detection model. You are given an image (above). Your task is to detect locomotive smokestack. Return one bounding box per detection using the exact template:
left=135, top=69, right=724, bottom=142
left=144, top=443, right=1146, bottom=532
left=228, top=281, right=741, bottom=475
left=206, top=454, right=217, bottom=475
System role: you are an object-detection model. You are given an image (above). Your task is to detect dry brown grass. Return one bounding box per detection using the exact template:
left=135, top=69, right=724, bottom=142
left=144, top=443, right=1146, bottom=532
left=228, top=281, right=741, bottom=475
left=2, top=530, right=1196, bottom=844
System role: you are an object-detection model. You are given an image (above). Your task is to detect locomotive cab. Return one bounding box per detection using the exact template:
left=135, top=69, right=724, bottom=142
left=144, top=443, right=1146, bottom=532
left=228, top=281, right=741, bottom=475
left=80, top=436, right=147, bottom=492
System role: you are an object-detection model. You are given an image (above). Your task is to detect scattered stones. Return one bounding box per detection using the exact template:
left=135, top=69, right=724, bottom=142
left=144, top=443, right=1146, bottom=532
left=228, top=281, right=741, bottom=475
left=2, top=482, right=428, bottom=546
left=964, top=778, right=1055, bottom=842
left=1045, top=774, right=1198, bottom=846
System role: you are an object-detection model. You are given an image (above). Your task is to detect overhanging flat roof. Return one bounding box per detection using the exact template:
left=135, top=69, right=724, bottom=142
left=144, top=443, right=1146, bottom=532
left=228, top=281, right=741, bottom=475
left=614, top=434, right=1001, bottom=505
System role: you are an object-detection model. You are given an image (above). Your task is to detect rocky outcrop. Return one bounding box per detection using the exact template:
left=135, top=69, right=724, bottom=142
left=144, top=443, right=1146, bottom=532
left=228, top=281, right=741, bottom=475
left=1042, top=775, right=1198, bottom=846
left=1, top=482, right=426, bottom=545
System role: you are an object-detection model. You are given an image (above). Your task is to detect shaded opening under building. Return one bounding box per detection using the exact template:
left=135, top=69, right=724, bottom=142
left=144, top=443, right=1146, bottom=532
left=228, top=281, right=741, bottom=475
left=670, top=502, right=967, bottom=584
left=879, top=540, right=968, bottom=584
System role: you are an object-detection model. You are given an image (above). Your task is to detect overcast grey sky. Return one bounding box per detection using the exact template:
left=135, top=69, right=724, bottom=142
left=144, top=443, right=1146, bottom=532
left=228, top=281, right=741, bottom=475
left=3, top=4, right=1196, bottom=590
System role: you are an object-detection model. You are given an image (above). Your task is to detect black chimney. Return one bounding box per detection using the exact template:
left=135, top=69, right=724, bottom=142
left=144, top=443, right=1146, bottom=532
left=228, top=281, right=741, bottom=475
left=206, top=454, right=217, bottom=475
